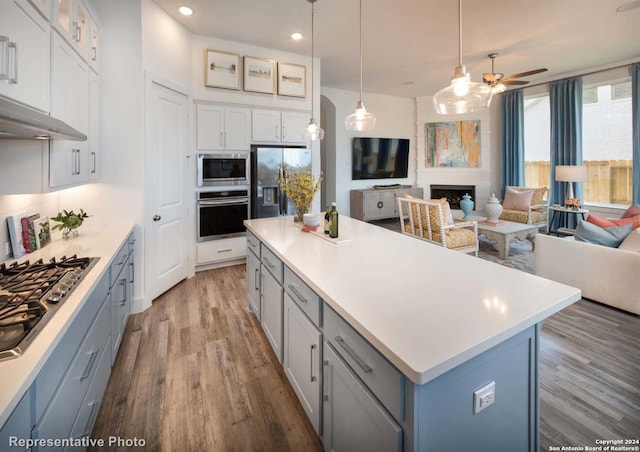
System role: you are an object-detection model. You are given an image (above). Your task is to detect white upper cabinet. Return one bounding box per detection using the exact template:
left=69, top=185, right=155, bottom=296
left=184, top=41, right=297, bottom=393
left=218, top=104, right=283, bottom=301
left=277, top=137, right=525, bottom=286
left=196, top=104, right=251, bottom=151
left=252, top=109, right=309, bottom=145
left=49, top=31, right=90, bottom=188
left=0, top=0, right=51, bottom=112
left=51, top=0, right=96, bottom=65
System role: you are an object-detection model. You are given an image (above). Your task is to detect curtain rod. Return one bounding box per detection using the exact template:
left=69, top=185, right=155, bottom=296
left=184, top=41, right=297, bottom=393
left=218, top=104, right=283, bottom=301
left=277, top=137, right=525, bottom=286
left=521, top=61, right=639, bottom=91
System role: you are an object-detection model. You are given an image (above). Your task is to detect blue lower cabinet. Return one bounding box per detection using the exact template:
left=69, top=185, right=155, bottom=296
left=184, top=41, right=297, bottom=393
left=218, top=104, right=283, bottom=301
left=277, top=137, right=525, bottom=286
left=0, top=390, right=33, bottom=450
left=323, top=342, right=403, bottom=452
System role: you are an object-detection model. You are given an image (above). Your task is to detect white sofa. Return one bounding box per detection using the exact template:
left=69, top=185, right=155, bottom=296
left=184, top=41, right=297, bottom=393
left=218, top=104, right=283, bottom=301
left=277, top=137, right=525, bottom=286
left=535, top=233, right=640, bottom=315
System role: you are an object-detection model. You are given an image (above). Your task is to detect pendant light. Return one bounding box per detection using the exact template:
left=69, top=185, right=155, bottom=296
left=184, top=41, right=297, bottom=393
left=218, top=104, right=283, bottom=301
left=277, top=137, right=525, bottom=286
left=301, top=0, right=324, bottom=141
left=433, top=0, right=493, bottom=115
left=345, top=0, right=375, bottom=131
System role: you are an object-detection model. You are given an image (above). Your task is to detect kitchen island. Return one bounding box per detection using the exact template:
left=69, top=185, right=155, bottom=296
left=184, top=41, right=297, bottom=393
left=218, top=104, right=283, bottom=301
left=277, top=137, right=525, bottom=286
left=245, top=215, right=581, bottom=452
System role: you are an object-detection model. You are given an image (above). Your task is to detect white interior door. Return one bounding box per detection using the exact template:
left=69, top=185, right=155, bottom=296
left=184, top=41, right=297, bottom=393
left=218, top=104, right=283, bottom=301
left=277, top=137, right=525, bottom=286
left=145, top=79, right=189, bottom=301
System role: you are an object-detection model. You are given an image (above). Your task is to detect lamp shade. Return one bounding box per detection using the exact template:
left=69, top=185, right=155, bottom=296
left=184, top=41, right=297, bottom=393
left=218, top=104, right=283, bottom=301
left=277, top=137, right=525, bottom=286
left=555, top=165, right=586, bottom=182
left=433, top=66, right=493, bottom=115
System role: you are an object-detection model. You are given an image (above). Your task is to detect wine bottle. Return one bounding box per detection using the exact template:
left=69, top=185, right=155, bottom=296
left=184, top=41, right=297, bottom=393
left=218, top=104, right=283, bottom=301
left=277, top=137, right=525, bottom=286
left=324, top=206, right=331, bottom=234
left=329, top=202, right=339, bottom=238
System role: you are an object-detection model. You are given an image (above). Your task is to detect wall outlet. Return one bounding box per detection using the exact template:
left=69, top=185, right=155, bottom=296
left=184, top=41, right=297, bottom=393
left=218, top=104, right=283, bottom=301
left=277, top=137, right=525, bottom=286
left=473, top=381, right=495, bottom=414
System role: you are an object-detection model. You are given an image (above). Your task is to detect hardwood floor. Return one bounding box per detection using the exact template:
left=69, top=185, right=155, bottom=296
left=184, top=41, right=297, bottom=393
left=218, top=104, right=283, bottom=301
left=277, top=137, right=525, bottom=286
left=91, top=265, right=323, bottom=452
left=92, top=265, right=640, bottom=451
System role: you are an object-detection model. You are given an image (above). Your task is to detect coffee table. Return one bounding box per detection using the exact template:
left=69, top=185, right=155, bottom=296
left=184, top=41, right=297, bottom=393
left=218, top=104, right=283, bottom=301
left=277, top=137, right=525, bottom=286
left=475, top=221, right=539, bottom=260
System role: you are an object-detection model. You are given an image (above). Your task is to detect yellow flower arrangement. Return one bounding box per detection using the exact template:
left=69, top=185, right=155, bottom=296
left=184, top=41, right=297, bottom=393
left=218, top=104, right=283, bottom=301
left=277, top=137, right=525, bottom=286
left=277, top=167, right=323, bottom=222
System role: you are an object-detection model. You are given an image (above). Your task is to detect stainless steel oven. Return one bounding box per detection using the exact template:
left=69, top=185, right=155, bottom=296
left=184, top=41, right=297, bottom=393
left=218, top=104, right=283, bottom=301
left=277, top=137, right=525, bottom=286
left=197, top=188, right=249, bottom=241
left=197, top=152, right=250, bottom=187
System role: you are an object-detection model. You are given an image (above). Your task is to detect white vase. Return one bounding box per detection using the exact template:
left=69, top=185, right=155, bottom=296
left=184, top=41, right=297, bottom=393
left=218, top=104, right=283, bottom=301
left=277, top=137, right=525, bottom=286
left=484, top=193, right=503, bottom=223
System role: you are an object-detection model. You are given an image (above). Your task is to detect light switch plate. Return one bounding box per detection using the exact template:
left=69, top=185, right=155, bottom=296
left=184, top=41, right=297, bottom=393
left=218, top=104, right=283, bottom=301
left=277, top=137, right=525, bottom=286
left=473, top=381, right=495, bottom=414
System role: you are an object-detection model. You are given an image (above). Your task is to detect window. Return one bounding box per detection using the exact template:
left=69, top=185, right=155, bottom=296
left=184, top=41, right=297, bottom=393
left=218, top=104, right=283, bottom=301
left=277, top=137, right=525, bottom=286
left=583, top=80, right=633, bottom=205
left=524, top=95, right=550, bottom=189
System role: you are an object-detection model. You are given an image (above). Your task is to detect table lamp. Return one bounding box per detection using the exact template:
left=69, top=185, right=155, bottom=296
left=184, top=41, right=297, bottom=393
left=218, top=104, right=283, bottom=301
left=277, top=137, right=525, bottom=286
left=555, top=165, right=586, bottom=202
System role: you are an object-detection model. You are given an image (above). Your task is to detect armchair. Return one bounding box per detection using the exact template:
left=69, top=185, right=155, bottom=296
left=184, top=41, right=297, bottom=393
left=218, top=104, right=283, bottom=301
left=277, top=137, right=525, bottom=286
left=499, top=186, right=548, bottom=230
left=397, top=196, right=478, bottom=256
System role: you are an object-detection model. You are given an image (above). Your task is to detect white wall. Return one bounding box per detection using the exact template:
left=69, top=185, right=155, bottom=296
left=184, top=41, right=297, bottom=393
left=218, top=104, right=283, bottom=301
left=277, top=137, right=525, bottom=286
left=415, top=94, right=502, bottom=211
left=321, top=87, right=416, bottom=216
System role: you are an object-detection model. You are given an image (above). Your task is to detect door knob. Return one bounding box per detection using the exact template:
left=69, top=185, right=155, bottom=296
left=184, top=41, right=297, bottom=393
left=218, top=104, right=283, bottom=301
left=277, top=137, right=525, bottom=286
left=153, top=215, right=161, bottom=222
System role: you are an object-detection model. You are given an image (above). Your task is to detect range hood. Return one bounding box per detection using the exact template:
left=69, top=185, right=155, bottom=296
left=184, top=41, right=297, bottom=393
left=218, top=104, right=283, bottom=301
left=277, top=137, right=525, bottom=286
left=0, top=96, right=87, bottom=141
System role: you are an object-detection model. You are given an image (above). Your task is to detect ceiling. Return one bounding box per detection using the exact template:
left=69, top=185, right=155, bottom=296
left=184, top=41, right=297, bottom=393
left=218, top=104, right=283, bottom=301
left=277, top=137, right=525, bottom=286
left=152, top=0, right=640, bottom=98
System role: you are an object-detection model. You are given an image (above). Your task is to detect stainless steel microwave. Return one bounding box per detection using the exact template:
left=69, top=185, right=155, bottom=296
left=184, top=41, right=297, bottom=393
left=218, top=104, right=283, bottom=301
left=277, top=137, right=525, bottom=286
left=197, top=152, right=250, bottom=187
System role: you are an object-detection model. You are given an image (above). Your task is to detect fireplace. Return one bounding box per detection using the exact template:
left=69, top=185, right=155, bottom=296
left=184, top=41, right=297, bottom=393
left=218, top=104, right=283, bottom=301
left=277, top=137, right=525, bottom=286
left=430, top=185, right=476, bottom=210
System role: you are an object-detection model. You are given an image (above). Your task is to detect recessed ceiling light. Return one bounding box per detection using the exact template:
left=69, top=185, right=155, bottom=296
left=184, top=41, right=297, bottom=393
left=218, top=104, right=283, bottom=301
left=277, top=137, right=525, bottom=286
left=291, top=32, right=303, bottom=40
left=179, top=6, right=193, bottom=16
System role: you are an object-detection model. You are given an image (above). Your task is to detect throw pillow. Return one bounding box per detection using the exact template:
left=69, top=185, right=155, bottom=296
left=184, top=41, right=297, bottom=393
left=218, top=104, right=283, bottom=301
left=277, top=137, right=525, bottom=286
left=503, top=186, right=534, bottom=211
left=621, top=204, right=640, bottom=219
left=444, top=202, right=454, bottom=225
left=574, top=220, right=633, bottom=248
left=618, top=228, right=640, bottom=252
left=586, top=214, right=640, bottom=230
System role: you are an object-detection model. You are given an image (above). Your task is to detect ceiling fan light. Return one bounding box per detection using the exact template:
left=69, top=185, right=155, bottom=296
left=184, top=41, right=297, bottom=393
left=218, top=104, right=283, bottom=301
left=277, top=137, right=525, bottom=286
left=302, top=118, right=325, bottom=141
left=433, top=82, right=493, bottom=115
left=492, top=83, right=507, bottom=94
left=345, top=101, right=376, bottom=131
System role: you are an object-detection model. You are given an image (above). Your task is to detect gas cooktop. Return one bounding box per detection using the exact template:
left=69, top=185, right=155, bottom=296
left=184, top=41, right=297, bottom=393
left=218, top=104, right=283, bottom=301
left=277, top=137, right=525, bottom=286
left=0, top=255, right=98, bottom=361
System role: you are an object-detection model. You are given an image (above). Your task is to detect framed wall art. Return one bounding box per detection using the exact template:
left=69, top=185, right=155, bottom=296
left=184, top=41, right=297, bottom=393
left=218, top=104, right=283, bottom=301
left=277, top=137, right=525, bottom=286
left=205, top=49, right=241, bottom=90
left=243, top=56, right=275, bottom=94
left=425, top=120, right=481, bottom=168
left=277, top=62, right=306, bottom=98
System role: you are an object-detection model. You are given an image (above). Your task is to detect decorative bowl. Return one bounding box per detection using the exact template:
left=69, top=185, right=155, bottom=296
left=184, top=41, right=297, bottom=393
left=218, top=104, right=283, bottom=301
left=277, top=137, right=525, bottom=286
left=303, top=213, right=321, bottom=227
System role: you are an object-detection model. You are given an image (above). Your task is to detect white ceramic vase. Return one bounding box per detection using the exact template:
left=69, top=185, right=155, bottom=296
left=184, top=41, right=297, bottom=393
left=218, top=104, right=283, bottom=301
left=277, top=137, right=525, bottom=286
left=484, top=193, right=503, bottom=223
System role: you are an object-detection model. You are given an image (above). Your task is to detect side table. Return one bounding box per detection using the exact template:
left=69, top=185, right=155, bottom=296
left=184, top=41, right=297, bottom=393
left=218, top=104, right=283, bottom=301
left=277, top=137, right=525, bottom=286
left=548, top=205, right=589, bottom=236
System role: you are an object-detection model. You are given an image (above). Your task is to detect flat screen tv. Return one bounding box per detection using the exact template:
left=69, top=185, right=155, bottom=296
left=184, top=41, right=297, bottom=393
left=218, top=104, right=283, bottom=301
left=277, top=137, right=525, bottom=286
left=352, top=137, right=410, bottom=180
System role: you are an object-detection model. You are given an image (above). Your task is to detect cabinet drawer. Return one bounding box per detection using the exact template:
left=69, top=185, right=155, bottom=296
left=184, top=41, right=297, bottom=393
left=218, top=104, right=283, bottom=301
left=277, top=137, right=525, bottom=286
left=34, top=272, right=109, bottom=420
left=67, top=333, right=112, bottom=444
left=323, top=303, right=404, bottom=422
left=110, top=241, right=129, bottom=286
left=261, top=244, right=283, bottom=283
left=246, top=230, right=261, bottom=258
left=34, top=294, right=110, bottom=440
left=284, top=266, right=321, bottom=327
left=196, top=237, right=247, bottom=264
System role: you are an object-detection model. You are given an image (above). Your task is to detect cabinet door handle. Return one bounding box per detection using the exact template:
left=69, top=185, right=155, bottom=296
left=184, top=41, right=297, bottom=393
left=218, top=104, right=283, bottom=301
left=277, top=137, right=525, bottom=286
left=8, top=41, right=17, bottom=84
left=310, top=344, right=317, bottom=382
left=377, top=201, right=383, bottom=209
left=219, top=131, right=223, bottom=147
left=275, top=125, right=279, bottom=140
left=281, top=125, right=285, bottom=140
left=217, top=248, right=232, bottom=253
left=335, top=336, right=372, bottom=373
left=287, top=284, right=307, bottom=303
left=129, top=261, right=134, bottom=283
left=81, top=400, right=100, bottom=436
left=0, top=36, right=9, bottom=80
left=80, top=350, right=99, bottom=381
left=91, top=151, right=96, bottom=174
left=92, top=46, right=97, bottom=61
left=224, top=131, right=228, bottom=147
left=259, top=273, right=265, bottom=297
left=119, top=278, right=127, bottom=305
left=263, top=257, right=275, bottom=270
left=73, top=22, right=81, bottom=42
left=254, top=268, right=259, bottom=291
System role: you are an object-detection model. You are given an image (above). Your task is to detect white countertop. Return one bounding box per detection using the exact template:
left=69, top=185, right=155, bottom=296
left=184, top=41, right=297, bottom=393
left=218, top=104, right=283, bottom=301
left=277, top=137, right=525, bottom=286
left=0, top=223, right=134, bottom=427
left=245, top=215, right=581, bottom=385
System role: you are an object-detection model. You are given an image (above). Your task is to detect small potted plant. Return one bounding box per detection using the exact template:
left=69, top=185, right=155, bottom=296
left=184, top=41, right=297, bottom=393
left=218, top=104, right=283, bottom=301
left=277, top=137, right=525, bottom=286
left=277, top=168, right=323, bottom=223
left=51, top=209, right=90, bottom=239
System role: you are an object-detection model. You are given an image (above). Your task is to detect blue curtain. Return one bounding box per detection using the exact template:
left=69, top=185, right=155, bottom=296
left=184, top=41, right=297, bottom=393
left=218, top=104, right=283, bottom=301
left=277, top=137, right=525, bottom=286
left=550, top=77, right=583, bottom=229
left=633, top=63, right=640, bottom=205
left=501, top=89, right=525, bottom=195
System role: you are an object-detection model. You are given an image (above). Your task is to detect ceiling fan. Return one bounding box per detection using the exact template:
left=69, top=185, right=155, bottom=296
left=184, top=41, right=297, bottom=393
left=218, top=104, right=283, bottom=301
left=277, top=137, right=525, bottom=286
left=482, top=53, right=548, bottom=93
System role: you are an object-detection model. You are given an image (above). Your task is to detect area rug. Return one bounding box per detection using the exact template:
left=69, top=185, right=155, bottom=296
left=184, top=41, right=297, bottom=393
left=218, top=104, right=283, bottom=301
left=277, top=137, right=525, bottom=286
left=370, top=218, right=535, bottom=274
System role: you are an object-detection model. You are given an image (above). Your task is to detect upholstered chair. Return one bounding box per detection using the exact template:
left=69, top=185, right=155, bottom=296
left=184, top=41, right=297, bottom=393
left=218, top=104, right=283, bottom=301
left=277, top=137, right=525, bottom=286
left=397, top=195, right=478, bottom=256
left=499, top=186, right=548, bottom=229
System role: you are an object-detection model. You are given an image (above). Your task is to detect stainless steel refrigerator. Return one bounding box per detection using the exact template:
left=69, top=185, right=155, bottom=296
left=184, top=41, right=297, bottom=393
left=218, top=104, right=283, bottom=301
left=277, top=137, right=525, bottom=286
left=251, top=146, right=312, bottom=218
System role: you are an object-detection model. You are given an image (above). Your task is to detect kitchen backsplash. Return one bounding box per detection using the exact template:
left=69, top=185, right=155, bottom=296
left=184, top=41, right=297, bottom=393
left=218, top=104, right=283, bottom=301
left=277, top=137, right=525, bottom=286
left=0, top=185, right=97, bottom=262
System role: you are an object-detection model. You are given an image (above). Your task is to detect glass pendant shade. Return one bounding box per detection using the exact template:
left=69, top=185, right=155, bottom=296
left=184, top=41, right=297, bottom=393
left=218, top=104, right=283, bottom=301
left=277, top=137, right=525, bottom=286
left=302, top=118, right=325, bottom=141
left=345, top=101, right=376, bottom=131
left=433, top=65, right=493, bottom=114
